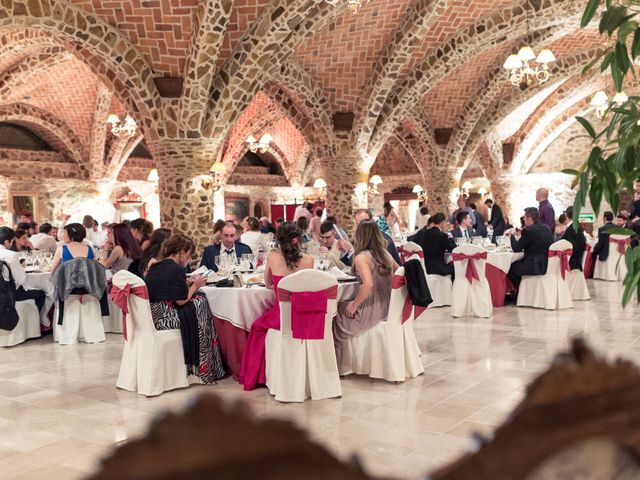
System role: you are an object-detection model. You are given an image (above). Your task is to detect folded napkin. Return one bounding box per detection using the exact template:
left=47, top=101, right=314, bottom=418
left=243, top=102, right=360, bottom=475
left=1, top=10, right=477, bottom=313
left=328, top=266, right=350, bottom=279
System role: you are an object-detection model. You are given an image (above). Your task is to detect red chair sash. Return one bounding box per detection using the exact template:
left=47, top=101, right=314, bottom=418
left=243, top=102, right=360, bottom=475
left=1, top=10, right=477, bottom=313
left=609, top=237, right=630, bottom=254
left=278, top=285, right=338, bottom=340
left=392, top=275, right=426, bottom=323
left=451, top=251, right=488, bottom=284
left=398, top=247, right=424, bottom=264
left=548, top=249, right=573, bottom=280
left=110, top=283, right=149, bottom=341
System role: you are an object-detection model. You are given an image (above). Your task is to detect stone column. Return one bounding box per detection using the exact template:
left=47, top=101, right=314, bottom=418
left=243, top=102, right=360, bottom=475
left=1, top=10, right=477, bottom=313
left=426, top=166, right=457, bottom=215
left=149, top=138, right=223, bottom=257
left=491, top=175, right=514, bottom=224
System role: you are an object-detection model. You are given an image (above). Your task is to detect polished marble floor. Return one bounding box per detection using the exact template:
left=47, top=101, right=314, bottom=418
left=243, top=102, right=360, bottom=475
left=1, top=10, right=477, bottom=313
left=1, top=280, right=640, bottom=479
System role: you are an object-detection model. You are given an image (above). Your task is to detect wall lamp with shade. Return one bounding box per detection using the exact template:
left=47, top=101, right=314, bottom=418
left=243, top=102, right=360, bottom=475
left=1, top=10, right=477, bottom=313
left=107, top=113, right=137, bottom=137
left=202, top=163, right=226, bottom=192
left=147, top=169, right=159, bottom=182
left=368, top=175, right=383, bottom=197
left=461, top=181, right=473, bottom=197
left=246, top=133, right=273, bottom=154
left=412, top=185, right=427, bottom=203
left=313, top=178, right=327, bottom=200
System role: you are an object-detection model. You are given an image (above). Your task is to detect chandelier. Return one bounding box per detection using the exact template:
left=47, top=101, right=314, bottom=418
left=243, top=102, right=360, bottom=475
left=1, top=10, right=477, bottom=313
left=368, top=175, right=383, bottom=197
left=503, top=2, right=556, bottom=89
left=324, top=0, right=370, bottom=14
left=590, top=90, right=628, bottom=120
left=107, top=114, right=137, bottom=137
left=246, top=134, right=273, bottom=154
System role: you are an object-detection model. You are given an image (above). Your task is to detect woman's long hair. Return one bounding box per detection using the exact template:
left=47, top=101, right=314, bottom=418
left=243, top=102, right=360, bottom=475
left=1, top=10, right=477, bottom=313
left=139, top=228, right=171, bottom=276
left=276, top=222, right=303, bottom=270
left=352, top=220, right=392, bottom=277
left=112, top=223, right=143, bottom=260
left=130, top=218, right=153, bottom=244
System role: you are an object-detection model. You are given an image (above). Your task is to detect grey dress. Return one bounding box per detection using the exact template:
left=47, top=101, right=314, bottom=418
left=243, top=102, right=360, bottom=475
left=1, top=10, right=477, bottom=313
left=332, top=251, right=392, bottom=374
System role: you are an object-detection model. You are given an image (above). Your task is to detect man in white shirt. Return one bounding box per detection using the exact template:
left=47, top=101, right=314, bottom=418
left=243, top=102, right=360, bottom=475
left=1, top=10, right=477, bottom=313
left=0, top=227, right=47, bottom=320
left=29, top=223, right=58, bottom=254
left=293, top=202, right=313, bottom=223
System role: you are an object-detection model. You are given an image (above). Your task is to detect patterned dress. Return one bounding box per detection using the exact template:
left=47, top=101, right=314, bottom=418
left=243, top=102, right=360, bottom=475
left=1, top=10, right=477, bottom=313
left=145, top=259, right=224, bottom=384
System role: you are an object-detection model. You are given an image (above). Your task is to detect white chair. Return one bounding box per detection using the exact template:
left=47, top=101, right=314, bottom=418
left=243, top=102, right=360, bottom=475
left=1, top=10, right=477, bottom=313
left=112, top=270, right=189, bottom=397
left=103, top=296, right=123, bottom=334
left=517, top=239, right=573, bottom=310
left=54, top=294, right=106, bottom=344
left=348, top=266, right=424, bottom=382
left=567, top=269, right=591, bottom=301
left=401, top=241, right=451, bottom=308
left=265, top=270, right=341, bottom=402
left=450, top=245, right=492, bottom=318
left=0, top=300, right=41, bottom=347
left=594, top=234, right=629, bottom=281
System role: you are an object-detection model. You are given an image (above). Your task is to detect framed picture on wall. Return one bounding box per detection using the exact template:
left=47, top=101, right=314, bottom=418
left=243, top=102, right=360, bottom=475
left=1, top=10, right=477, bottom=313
left=114, top=192, right=146, bottom=222
left=8, top=191, right=37, bottom=226
left=225, top=196, right=249, bottom=223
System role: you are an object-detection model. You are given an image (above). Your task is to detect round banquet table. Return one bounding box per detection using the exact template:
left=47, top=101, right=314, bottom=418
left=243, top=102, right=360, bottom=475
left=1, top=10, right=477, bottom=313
left=202, top=282, right=359, bottom=379
left=23, top=271, right=54, bottom=327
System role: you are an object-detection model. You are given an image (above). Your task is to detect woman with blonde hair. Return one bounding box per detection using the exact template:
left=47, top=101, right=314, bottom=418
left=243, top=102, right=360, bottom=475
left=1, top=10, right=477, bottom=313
left=333, top=220, right=398, bottom=374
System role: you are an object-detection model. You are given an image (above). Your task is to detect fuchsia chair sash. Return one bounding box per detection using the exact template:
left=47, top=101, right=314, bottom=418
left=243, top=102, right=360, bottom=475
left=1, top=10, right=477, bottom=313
left=451, top=251, right=488, bottom=284
left=398, top=247, right=424, bottom=264
left=548, top=249, right=573, bottom=280
left=110, top=283, right=149, bottom=341
left=609, top=236, right=631, bottom=254
left=278, top=285, right=338, bottom=340
left=392, top=275, right=426, bottom=323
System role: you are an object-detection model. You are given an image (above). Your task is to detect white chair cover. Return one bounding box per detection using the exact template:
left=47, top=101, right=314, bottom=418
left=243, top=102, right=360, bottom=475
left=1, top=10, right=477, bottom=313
left=450, top=245, right=492, bottom=318
left=567, top=269, right=591, bottom=301
left=594, top=234, right=629, bottom=281
left=348, top=266, right=424, bottom=382
left=517, top=239, right=573, bottom=310
left=0, top=300, right=41, bottom=347
left=103, top=297, right=123, bottom=333
left=112, top=270, right=189, bottom=397
left=53, top=295, right=105, bottom=344
left=401, top=241, right=451, bottom=308
left=265, top=270, right=341, bottom=402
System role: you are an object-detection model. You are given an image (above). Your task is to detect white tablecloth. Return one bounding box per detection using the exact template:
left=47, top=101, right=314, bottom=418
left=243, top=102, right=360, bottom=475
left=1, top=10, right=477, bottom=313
left=23, top=272, right=54, bottom=326
left=445, top=251, right=524, bottom=273
left=202, top=282, right=359, bottom=332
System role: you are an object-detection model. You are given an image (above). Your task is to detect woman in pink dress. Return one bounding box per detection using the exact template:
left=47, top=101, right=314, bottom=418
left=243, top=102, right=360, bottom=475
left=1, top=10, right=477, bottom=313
left=239, top=222, right=314, bottom=391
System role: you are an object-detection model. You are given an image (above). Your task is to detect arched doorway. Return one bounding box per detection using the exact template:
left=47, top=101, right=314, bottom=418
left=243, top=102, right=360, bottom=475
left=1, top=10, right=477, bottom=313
left=254, top=202, right=264, bottom=218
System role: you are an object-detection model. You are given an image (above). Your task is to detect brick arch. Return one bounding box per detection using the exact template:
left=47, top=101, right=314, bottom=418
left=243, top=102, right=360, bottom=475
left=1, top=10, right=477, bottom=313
left=0, top=1, right=164, bottom=139
left=0, top=102, right=88, bottom=169
left=228, top=143, right=293, bottom=187
left=0, top=29, right=59, bottom=73
left=202, top=0, right=348, bottom=140
left=367, top=0, right=582, bottom=156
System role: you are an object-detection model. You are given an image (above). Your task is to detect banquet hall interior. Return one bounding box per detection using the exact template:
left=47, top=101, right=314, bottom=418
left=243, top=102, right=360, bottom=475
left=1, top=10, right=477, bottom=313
left=3, top=0, right=640, bottom=478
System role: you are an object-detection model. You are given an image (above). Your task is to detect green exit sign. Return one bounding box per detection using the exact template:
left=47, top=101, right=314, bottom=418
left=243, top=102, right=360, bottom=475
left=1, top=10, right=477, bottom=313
left=579, top=213, right=595, bottom=223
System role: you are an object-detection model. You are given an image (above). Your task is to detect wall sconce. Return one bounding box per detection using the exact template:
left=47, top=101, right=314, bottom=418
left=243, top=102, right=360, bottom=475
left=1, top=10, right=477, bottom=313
left=313, top=178, right=327, bottom=200
left=246, top=133, right=273, bottom=154
left=107, top=113, right=137, bottom=138
left=590, top=90, right=628, bottom=120
left=461, top=181, right=473, bottom=197
left=412, top=185, right=427, bottom=203
left=477, top=187, right=489, bottom=198
left=202, top=163, right=225, bottom=192
left=368, top=175, right=383, bottom=197
left=147, top=169, right=159, bottom=182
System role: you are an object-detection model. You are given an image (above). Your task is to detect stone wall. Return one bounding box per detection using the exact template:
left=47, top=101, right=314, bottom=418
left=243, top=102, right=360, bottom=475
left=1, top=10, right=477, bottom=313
left=508, top=173, right=575, bottom=226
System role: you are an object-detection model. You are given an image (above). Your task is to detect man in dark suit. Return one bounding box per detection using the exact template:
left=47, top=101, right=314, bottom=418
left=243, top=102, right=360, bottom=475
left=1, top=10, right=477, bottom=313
left=337, top=209, right=401, bottom=266
left=561, top=206, right=586, bottom=271
left=591, top=211, right=616, bottom=261
left=485, top=199, right=506, bottom=244
left=507, top=207, right=554, bottom=289
left=201, top=222, right=253, bottom=272
left=409, top=212, right=456, bottom=280
left=452, top=211, right=476, bottom=239
left=470, top=203, right=487, bottom=237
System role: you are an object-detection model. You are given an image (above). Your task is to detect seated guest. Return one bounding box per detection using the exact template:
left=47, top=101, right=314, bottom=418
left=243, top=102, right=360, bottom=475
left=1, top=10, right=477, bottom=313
left=554, top=213, right=569, bottom=240
left=409, top=213, right=456, bottom=280
left=275, top=217, right=285, bottom=231
left=30, top=223, right=57, bottom=254
left=296, top=216, right=311, bottom=243
left=10, top=229, right=33, bottom=252
left=506, top=207, right=554, bottom=289
left=339, top=209, right=401, bottom=266
left=0, top=227, right=46, bottom=316
left=50, top=223, right=95, bottom=274
left=305, top=221, right=348, bottom=269
left=138, top=228, right=171, bottom=278
left=259, top=216, right=276, bottom=234
left=239, top=223, right=314, bottom=390
left=201, top=222, right=252, bottom=272
left=415, top=204, right=430, bottom=231
left=309, top=207, right=323, bottom=243
left=145, top=234, right=224, bottom=384
left=470, top=203, right=487, bottom=238
left=82, top=215, right=100, bottom=247
left=452, top=211, right=476, bottom=239
left=333, top=220, right=398, bottom=374
left=241, top=217, right=268, bottom=256
left=562, top=207, right=586, bottom=271
left=592, top=211, right=616, bottom=261
left=325, top=216, right=350, bottom=242
left=100, top=223, right=142, bottom=274
left=450, top=196, right=476, bottom=226
left=615, top=212, right=628, bottom=227
left=130, top=218, right=153, bottom=251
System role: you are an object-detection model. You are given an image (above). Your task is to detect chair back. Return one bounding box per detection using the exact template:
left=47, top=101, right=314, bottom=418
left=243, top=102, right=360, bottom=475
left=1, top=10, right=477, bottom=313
left=111, top=270, right=154, bottom=340
left=609, top=234, right=631, bottom=257
left=451, top=244, right=488, bottom=281
left=547, top=239, right=573, bottom=278
left=398, top=241, right=422, bottom=262
left=52, top=257, right=107, bottom=302
left=278, top=270, right=338, bottom=339
left=388, top=266, right=409, bottom=326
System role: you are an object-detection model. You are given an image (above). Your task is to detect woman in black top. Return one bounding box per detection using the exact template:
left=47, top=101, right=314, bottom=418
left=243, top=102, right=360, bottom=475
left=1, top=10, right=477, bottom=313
left=145, top=234, right=224, bottom=384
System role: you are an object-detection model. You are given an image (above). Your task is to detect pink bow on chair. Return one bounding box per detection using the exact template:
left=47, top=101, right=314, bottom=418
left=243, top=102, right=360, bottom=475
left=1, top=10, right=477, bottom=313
left=398, top=247, right=424, bottom=265
left=278, top=285, right=338, bottom=340
left=548, top=249, right=573, bottom=280
left=391, top=275, right=426, bottom=323
left=110, top=283, right=149, bottom=341
left=451, top=251, right=488, bottom=284
left=609, top=237, right=630, bottom=254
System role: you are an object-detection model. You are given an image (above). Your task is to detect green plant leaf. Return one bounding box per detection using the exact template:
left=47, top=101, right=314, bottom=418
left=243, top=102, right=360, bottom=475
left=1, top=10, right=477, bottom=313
left=561, top=168, right=580, bottom=176
left=601, top=51, right=614, bottom=72
left=582, top=0, right=601, bottom=28
left=575, top=116, right=596, bottom=139
left=622, top=270, right=640, bottom=306
left=611, top=58, right=624, bottom=90
left=633, top=27, right=640, bottom=58
left=589, top=179, right=603, bottom=217
left=604, top=226, right=637, bottom=236
left=606, top=6, right=630, bottom=35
